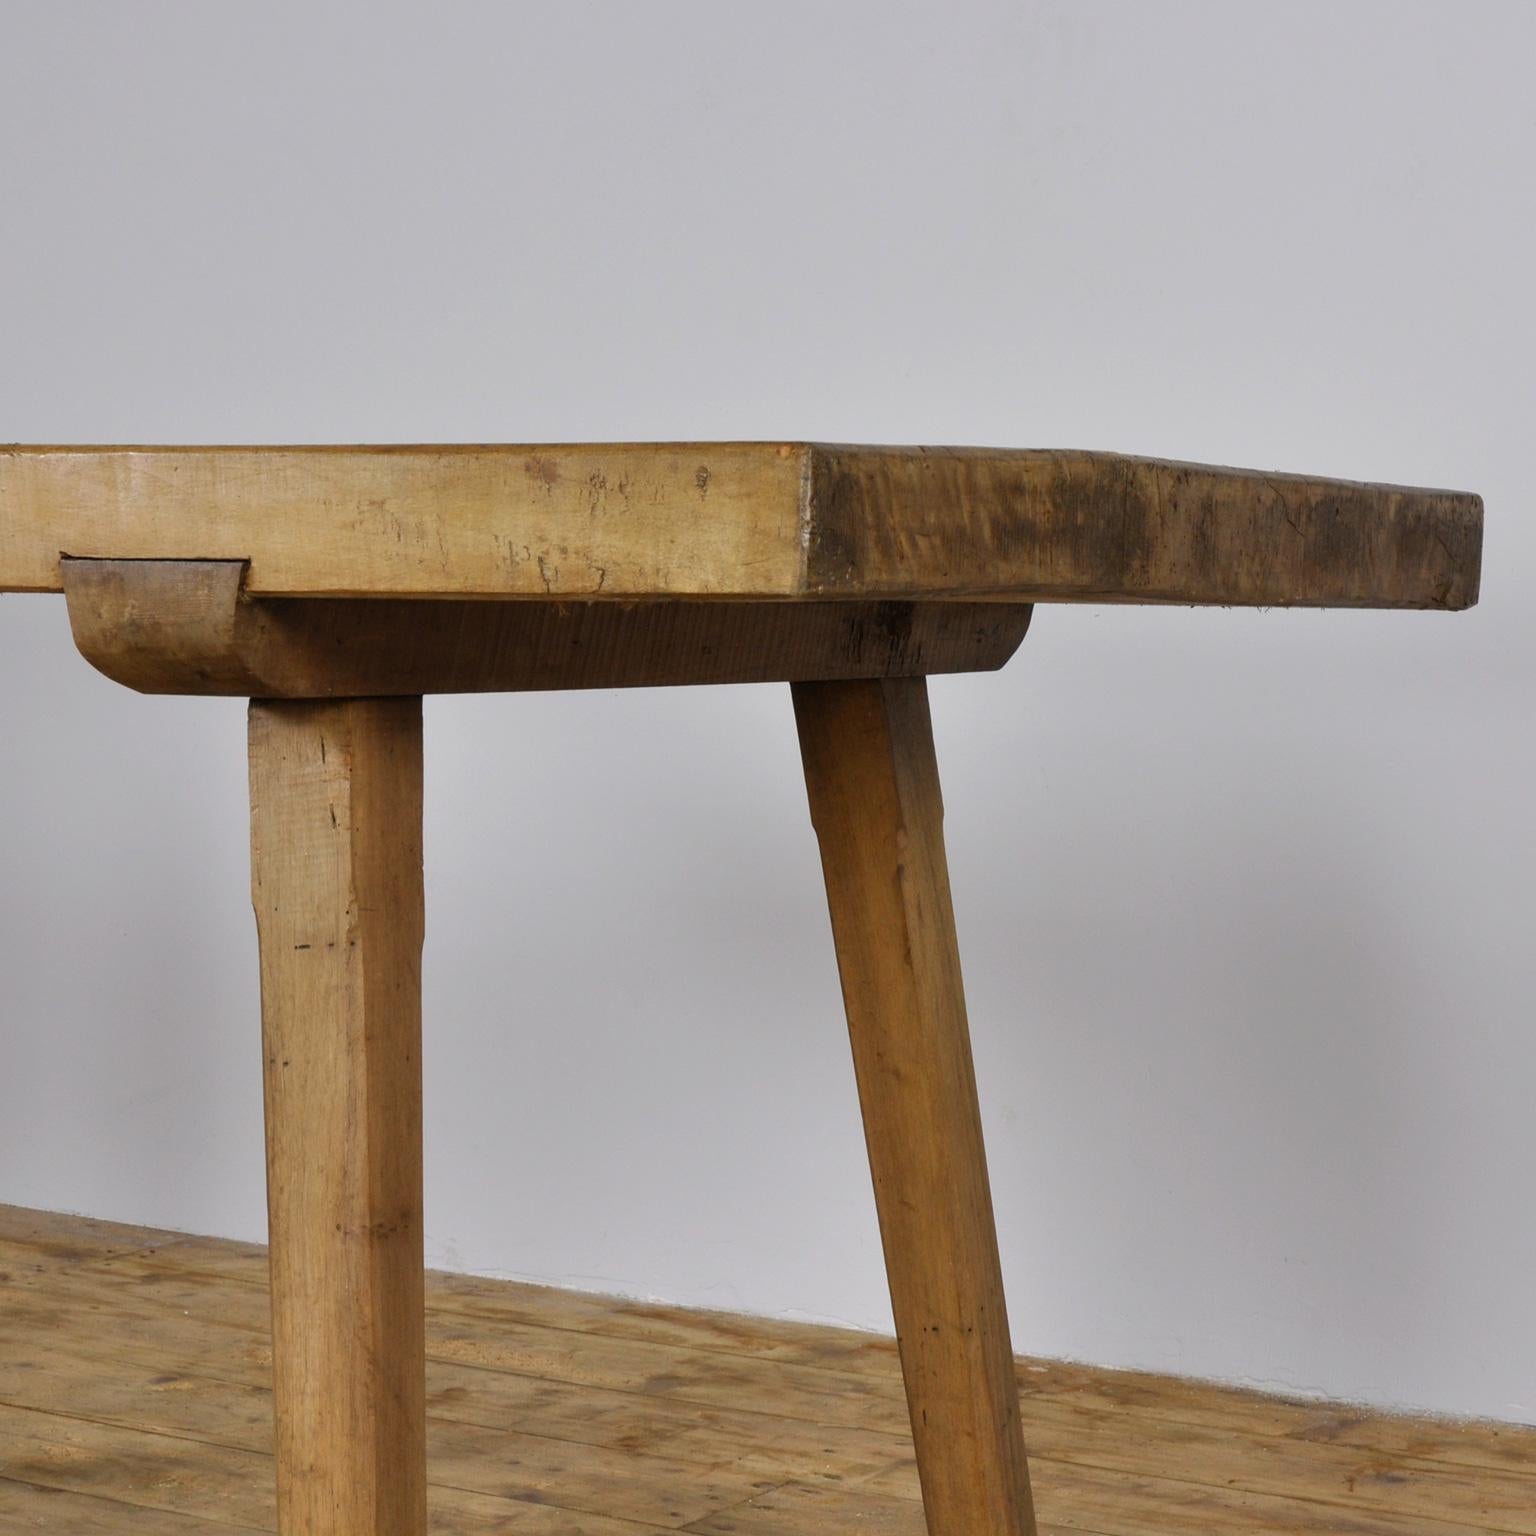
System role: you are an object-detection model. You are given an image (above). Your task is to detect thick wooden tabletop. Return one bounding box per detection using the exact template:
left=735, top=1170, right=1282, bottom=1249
left=0, top=443, right=1481, bottom=608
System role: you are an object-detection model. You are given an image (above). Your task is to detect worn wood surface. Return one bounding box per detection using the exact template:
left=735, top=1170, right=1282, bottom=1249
left=62, top=558, right=1031, bottom=696
left=2, top=444, right=1482, bottom=608
left=794, top=678, right=1037, bottom=1536
left=248, top=700, right=427, bottom=1535
left=1, top=1205, right=1533, bottom=1534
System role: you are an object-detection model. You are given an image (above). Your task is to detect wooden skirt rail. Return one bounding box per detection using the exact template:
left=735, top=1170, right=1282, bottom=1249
left=61, top=558, right=1032, bottom=697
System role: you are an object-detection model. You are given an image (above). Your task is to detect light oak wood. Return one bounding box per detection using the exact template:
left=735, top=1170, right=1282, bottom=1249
left=794, top=677, right=1038, bottom=1536
left=6, top=1206, right=1533, bottom=1536
left=2, top=443, right=1482, bottom=608
left=61, top=557, right=1031, bottom=696
left=4, top=438, right=1488, bottom=1535
left=248, top=699, right=427, bottom=1536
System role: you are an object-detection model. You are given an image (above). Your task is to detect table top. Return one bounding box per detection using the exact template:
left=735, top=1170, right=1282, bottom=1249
left=1, top=443, right=1481, bottom=609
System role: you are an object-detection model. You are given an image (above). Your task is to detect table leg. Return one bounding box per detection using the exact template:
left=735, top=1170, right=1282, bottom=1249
left=248, top=698, right=427, bottom=1536
left=793, top=677, right=1038, bottom=1536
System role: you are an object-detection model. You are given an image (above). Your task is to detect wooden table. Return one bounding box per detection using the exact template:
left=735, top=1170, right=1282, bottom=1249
left=1, top=444, right=1483, bottom=1536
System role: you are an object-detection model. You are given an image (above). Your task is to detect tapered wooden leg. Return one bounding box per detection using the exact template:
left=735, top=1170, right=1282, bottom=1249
left=249, top=698, right=427, bottom=1536
left=794, top=677, right=1038, bottom=1536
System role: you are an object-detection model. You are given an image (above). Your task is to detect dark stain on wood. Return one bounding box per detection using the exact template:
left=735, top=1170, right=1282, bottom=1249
left=804, top=445, right=1482, bottom=608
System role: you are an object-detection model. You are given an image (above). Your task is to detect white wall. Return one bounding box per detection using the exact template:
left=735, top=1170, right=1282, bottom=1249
left=1, top=1, right=1531, bottom=1424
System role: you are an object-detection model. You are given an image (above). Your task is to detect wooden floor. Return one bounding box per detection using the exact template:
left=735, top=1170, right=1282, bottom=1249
left=0, top=1206, right=1530, bottom=1534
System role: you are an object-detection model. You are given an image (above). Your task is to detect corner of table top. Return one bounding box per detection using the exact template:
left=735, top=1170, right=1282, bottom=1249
left=0, top=441, right=1483, bottom=610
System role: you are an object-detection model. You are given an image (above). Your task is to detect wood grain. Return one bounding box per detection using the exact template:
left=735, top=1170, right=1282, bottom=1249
left=3, top=1205, right=1534, bottom=1536
left=806, top=447, right=1482, bottom=608
left=61, top=558, right=1031, bottom=696
left=794, top=677, right=1037, bottom=1536
left=248, top=699, right=427, bottom=1535
left=1, top=443, right=1482, bottom=608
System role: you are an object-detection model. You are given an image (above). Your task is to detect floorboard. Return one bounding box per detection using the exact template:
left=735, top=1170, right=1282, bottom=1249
left=0, top=1206, right=1529, bottom=1534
